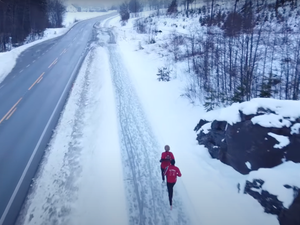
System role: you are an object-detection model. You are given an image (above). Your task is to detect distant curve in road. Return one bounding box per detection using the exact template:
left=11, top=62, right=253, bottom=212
left=0, top=12, right=117, bottom=225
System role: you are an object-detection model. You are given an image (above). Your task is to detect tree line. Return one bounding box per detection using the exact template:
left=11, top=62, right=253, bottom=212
left=184, top=0, right=300, bottom=109
left=119, top=0, right=196, bottom=22
left=119, top=0, right=300, bottom=109
left=0, top=0, right=66, bottom=52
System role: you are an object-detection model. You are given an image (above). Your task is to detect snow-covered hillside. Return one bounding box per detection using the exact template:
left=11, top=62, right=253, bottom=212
left=1, top=3, right=298, bottom=225
left=17, top=12, right=281, bottom=225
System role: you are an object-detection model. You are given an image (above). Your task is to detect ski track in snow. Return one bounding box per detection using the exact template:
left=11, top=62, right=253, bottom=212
left=104, top=27, right=190, bottom=224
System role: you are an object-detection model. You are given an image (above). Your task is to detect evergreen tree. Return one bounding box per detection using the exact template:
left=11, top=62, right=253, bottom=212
left=30, top=0, right=49, bottom=33
left=241, top=0, right=255, bottom=34
left=232, top=84, right=247, bottom=103
left=47, top=0, right=66, bottom=28
left=222, top=11, right=243, bottom=37
left=0, top=0, right=65, bottom=51
left=157, top=67, right=171, bottom=81
left=119, top=2, right=130, bottom=24
left=259, top=73, right=281, bottom=98
left=167, top=0, right=178, bottom=15
left=204, top=87, right=219, bottom=111
left=128, top=0, right=141, bottom=15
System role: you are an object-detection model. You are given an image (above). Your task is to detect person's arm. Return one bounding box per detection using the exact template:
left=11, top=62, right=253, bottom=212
left=177, top=167, right=182, bottom=177
left=160, top=153, right=172, bottom=162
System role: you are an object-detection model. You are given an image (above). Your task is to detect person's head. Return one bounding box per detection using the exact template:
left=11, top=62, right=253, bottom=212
left=171, top=159, right=175, bottom=165
left=164, top=145, right=170, bottom=152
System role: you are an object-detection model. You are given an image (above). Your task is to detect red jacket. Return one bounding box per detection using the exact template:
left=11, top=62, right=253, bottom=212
left=160, top=151, right=175, bottom=169
left=164, top=165, right=181, bottom=183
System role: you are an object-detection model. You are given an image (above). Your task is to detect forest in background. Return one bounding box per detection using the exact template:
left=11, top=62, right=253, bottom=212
left=0, top=0, right=65, bottom=52
left=120, top=0, right=300, bottom=109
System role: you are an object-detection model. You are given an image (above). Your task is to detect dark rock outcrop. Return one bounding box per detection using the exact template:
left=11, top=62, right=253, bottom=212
left=196, top=120, right=228, bottom=162
left=195, top=102, right=300, bottom=224
left=194, top=119, right=209, bottom=132
left=225, top=121, right=287, bottom=174
left=243, top=180, right=300, bottom=222
left=244, top=179, right=285, bottom=215
left=279, top=190, right=300, bottom=225
left=195, top=109, right=300, bottom=175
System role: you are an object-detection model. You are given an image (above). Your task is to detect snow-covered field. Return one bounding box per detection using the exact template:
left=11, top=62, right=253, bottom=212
left=62, top=12, right=114, bottom=27
left=13, top=12, right=284, bottom=225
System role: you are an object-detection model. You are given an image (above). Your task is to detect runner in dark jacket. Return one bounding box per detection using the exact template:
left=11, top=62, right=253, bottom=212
left=160, top=145, right=175, bottom=182
left=164, top=159, right=181, bottom=209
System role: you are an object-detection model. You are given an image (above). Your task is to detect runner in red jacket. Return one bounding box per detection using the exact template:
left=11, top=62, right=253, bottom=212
left=160, top=145, right=175, bottom=182
left=164, top=159, right=181, bottom=209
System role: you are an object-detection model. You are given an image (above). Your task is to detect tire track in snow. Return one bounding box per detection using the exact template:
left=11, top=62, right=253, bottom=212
left=105, top=32, right=190, bottom=225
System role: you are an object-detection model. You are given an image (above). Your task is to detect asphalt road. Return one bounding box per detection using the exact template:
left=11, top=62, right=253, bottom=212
left=0, top=12, right=117, bottom=225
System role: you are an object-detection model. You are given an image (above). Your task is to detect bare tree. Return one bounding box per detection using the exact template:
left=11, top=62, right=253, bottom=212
left=47, top=0, right=66, bottom=28
left=129, top=0, right=142, bottom=17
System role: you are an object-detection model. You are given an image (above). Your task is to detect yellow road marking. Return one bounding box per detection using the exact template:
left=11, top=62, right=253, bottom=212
left=0, top=98, right=22, bottom=124
left=6, top=107, right=17, bottom=120
left=48, top=58, right=58, bottom=68
left=37, top=76, right=43, bottom=84
left=28, top=72, right=45, bottom=90
left=60, top=49, right=67, bottom=55
left=0, top=50, right=66, bottom=124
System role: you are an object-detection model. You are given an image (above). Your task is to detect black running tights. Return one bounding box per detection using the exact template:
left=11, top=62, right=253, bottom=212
left=167, top=182, right=176, bottom=206
left=161, top=167, right=165, bottom=181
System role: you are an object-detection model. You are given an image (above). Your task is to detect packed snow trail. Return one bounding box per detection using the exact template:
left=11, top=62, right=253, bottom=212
left=103, top=26, right=190, bottom=224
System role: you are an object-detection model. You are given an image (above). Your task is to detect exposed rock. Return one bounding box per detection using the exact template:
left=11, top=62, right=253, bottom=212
left=194, top=119, right=209, bottom=132
left=286, top=132, right=300, bottom=162
left=195, top=99, right=300, bottom=224
left=243, top=180, right=300, bottom=220
left=283, top=185, right=300, bottom=198
left=279, top=190, right=300, bottom=225
left=244, top=179, right=284, bottom=215
left=225, top=122, right=287, bottom=174
left=195, top=110, right=300, bottom=175
left=196, top=120, right=228, bottom=163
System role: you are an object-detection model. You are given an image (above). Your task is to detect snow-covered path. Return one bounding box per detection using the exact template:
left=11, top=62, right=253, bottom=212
left=107, top=31, right=189, bottom=224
